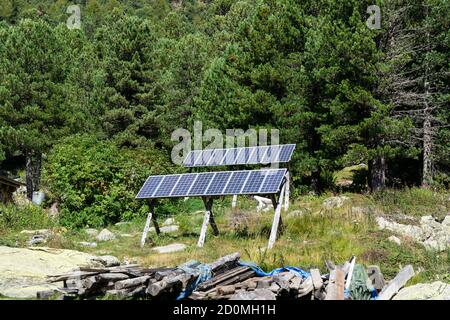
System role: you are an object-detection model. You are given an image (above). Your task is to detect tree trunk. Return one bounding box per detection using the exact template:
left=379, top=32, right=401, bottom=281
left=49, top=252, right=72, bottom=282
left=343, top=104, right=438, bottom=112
left=422, top=112, right=433, bottom=187
left=369, top=156, right=386, bottom=192
left=25, top=150, right=42, bottom=200
left=311, top=169, right=322, bottom=195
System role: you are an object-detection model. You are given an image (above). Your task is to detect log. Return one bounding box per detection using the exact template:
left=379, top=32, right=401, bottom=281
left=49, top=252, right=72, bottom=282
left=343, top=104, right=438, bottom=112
left=324, top=268, right=345, bottom=300
left=115, top=276, right=151, bottom=290
left=147, top=275, right=183, bottom=297
left=97, top=273, right=130, bottom=282
left=297, top=276, right=313, bottom=298
left=217, top=285, right=236, bottom=295
left=310, top=269, right=323, bottom=290
left=208, top=252, right=240, bottom=274
left=378, top=265, right=414, bottom=300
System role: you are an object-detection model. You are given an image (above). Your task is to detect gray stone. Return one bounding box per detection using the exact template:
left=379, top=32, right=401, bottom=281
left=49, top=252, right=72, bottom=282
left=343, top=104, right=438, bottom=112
left=91, top=255, right=120, bottom=267
left=393, top=281, right=450, bottom=300
left=376, top=216, right=450, bottom=251
left=152, top=243, right=186, bottom=254
left=388, top=235, right=402, bottom=245
left=149, top=225, right=179, bottom=234
left=96, top=229, right=116, bottom=242
left=230, top=289, right=276, bottom=300
left=85, top=228, right=99, bottom=237
left=28, top=235, right=46, bottom=246
left=115, top=221, right=130, bottom=227
left=162, top=218, right=176, bottom=226
left=20, top=229, right=52, bottom=237
left=79, top=241, right=97, bottom=248
left=322, top=196, right=350, bottom=209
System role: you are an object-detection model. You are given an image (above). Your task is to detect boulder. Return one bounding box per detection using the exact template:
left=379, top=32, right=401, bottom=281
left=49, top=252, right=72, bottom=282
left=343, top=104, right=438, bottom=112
left=322, top=196, right=350, bottom=209
left=152, top=243, right=186, bottom=254
left=20, top=229, right=52, bottom=237
left=393, top=281, right=450, bottom=300
left=0, top=246, right=101, bottom=298
left=162, top=218, right=175, bottom=226
left=91, top=255, right=120, bottom=267
left=79, top=241, right=97, bottom=248
left=149, top=225, right=179, bottom=234
left=388, top=235, right=402, bottom=246
left=96, top=229, right=116, bottom=242
left=28, top=235, right=47, bottom=246
left=85, top=228, right=99, bottom=237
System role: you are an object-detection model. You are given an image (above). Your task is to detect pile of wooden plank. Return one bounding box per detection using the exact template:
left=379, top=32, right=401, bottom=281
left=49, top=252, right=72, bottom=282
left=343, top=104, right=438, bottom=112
left=40, top=252, right=414, bottom=300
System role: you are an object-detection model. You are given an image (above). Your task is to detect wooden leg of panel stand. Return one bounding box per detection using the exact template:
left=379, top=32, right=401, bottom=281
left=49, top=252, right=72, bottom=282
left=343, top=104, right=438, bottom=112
left=268, top=184, right=286, bottom=249
left=141, top=201, right=156, bottom=248
left=284, top=172, right=290, bottom=212
left=231, top=195, right=238, bottom=210
left=197, top=197, right=219, bottom=247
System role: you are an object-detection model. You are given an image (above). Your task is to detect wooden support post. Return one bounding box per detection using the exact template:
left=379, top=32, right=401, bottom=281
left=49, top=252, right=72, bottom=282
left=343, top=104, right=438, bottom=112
left=197, top=197, right=219, bottom=247
left=267, top=183, right=286, bottom=249
left=231, top=195, right=238, bottom=209
left=284, top=172, right=290, bottom=212
left=141, top=201, right=156, bottom=248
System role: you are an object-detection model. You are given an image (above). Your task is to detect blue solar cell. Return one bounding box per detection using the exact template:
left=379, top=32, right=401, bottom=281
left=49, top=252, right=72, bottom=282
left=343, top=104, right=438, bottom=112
left=206, top=172, right=231, bottom=194
left=195, top=149, right=215, bottom=166
left=184, top=150, right=201, bottom=167
left=247, top=146, right=268, bottom=163
left=208, top=149, right=226, bottom=166
left=241, top=170, right=266, bottom=193
left=136, top=176, right=164, bottom=198
left=223, top=148, right=239, bottom=165
left=153, top=175, right=181, bottom=197
left=259, top=169, right=286, bottom=193
left=224, top=171, right=250, bottom=194
left=171, top=174, right=196, bottom=196
left=188, top=172, right=215, bottom=196
left=279, top=144, right=295, bottom=162
left=234, top=147, right=250, bottom=164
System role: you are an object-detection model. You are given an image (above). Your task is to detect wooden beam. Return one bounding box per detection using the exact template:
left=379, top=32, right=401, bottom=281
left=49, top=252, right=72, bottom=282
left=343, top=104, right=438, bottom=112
left=140, top=202, right=156, bottom=248
left=284, top=171, right=290, bottom=212
left=325, top=268, right=345, bottom=300
left=267, top=183, right=286, bottom=249
left=378, top=265, right=414, bottom=300
left=231, top=195, right=238, bottom=209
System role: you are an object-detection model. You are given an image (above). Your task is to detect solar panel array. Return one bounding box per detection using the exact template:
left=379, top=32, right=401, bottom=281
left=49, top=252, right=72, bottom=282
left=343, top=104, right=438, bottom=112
left=136, top=168, right=287, bottom=199
left=183, top=144, right=296, bottom=167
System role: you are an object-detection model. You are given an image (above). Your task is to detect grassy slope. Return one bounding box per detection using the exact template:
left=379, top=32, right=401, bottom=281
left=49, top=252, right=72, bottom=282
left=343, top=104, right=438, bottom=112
left=1, top=188, right=449, bottom=286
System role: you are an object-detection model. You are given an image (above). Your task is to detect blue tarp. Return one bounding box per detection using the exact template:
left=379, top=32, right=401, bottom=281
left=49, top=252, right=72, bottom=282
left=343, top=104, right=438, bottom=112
left=238, top=260, right=310, bottom=279
left=176, top=261, right=212, bottom=300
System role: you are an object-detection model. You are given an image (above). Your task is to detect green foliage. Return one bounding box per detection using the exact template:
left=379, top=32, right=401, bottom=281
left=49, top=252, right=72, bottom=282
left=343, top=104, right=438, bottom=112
left=43, top=134, right=176, bottom=228
left=0, top=204, right=53, bottom=234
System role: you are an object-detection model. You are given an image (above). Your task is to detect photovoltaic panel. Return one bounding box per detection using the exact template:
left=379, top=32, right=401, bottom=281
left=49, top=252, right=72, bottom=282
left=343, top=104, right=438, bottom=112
left=241, top=170, right=266, bottom=193
left=224, top=171, right=250, bottom=194
left=183, top=144, right=295, bottom=167
left=206, top=172, right=231, bottom=195
left=136, top=169, right=287, bottom=199
left=189, top=172, right=215, bottom=195
left=259, top=169, right=286, bottom=193
left=171, top=173, right=196, bottom=196
left=153, top=175, right=181, bottom=197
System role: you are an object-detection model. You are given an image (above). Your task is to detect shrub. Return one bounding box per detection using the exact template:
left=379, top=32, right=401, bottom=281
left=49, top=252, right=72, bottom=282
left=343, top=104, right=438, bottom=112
left=43, top=134, right=177, bottom=228
left=0, top=204, right=53, bottom=234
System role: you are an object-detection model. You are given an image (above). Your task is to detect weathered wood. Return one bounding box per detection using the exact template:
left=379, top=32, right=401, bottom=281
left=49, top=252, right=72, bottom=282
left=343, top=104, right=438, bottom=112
left=231, top=195, right=238, bottom=209
left=378, top=265, right=414, bottom=300
left=147, top=275, right=183, bottom=297
left=141, top=207, right=154, bottom=248
left=114, top=276, right=151, bottom=290
left=208, top=252, right=240, bottom=274
left=268, top=182, right=286, bottom=249
left=297, top=277, right=313, bottom=298
left=345, top=256, right=356, bottom=290
left=217, top=285, right=236, bottom=295
left=284, top=171, right=290, bottom=212
left=367, top=265, right=385, bottom=291
left=97, top=273, right=130, bottom=282
left=325, top=268, right=345, bottom=300
left=197, top=210, right=210, bottom=247
left=310, top=269, right=323, bottom=290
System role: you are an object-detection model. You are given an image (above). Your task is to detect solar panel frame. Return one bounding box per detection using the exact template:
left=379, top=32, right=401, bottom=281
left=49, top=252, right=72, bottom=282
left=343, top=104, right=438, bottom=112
left=182, top=144, right=295, bottom=167
left=136, top=168, right=287, bottom=199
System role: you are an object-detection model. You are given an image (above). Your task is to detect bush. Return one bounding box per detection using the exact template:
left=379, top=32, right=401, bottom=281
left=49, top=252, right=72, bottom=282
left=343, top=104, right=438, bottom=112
left=43, top=134, right=176, bottom=228
left=0, top=204, right=53, bottom=234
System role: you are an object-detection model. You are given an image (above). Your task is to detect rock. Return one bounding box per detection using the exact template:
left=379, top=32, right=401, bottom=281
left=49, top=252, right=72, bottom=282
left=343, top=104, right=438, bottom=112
left=119, top=233, right=135, bottom=238
left=28, top=235, right=47, bottom=246
left=115, top=222, right=130, bottom=227
left=152, top=243, right=186, bottom=254
left=230, top=289, right=276, bottom=300
left=388, top=235, right=402, bottom=245
left=162, top=218, right=175, bottom=226
left=393, top=281, right=450, bottom=300
left=79, top=241, right=97, bottom=248
left=442, top=215, right=450, bottom=227
left=85, top=228, right=99, bottom=237
left=48, top=202, right=59, bottom=218
left=96, top=229, right=116, bottom=242
left=0, top=246, right=102, bottom=298
left=376, top=216, right=450, bottom=251
left=91, top=255, right=120, bottom=267
left=322, top=196, right=350, bottom=209
left=149, top=225, right=179, bottom=234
